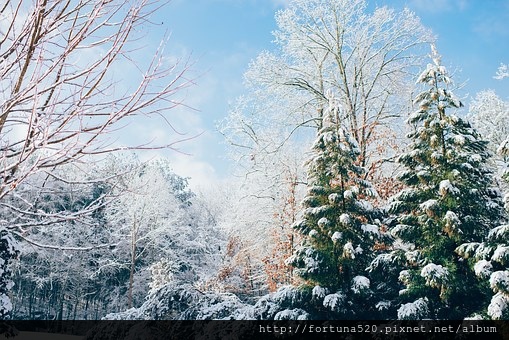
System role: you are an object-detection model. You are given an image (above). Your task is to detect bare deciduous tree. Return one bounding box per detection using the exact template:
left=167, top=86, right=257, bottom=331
left=1, top=0, right=192, bottom=200
left=0, top=0, right=194, bottom=317
left=222, top=0, right=433, bottom=175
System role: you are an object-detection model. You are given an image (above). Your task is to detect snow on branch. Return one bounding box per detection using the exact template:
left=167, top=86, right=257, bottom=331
left=494, top=63, right=509, bottom=80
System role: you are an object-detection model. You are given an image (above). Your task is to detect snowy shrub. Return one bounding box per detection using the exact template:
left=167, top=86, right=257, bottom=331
left=250, top=286, right=313, bottom=320
left=104, top=283, right=249, bottom=320
left=397, top=298, right=429, bottom=320
left=251, top=295, right=284, bottom=320
left=194, top=293, right=248, bottom=320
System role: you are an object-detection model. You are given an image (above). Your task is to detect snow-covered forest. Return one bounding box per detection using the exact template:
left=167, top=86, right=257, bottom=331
left=1, top=0, right=509, bottom=321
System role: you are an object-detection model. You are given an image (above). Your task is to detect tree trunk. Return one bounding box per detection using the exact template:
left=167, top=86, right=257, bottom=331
left=128, top=218, right=137, bottom=309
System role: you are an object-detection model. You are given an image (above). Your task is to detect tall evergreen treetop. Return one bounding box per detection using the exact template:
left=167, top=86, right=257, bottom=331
left=386, top=45, right=505, bottom=319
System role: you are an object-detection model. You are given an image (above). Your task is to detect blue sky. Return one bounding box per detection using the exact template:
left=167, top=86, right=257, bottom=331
left=135, top=0, right=508, bottom=189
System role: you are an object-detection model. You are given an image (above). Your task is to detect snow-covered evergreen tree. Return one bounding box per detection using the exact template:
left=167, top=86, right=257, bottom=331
left=456, top=156, right=509, bottom=320
left=386, top=45, right=505, bottom=319
left=286, top=93, right=386, bottom=318
left=456, top=222, right=509, bottom=320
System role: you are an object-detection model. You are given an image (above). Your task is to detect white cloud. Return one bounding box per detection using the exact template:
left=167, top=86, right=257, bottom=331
left=135, top=130, right=221, bottom=191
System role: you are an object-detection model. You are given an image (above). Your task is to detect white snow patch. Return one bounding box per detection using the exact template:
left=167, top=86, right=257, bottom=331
left=405, top=250, right=422, bottom=265
left=340, top=213, right=351, bottom=225
left=399, top=270, right=411, bottom=285
left=469, top=154, right=482, bottom=163
left=439, top=179, right=460, bottom=196
left=489, top=225, right=509, bottom=242
left=391, top=224, right=414, bottom=238
left=397, top=298, right=429, bottom=320
left=356, top=200, right=374, bottom=212
left=323, top=293, right=345, bottom=312
left=317, top=217, right=330, bottom=227
left=474, top=260, right=493, bottom=278
left=309, top=229, right=319, bottom=238
left=421, top=263, right=449, bottom=288
left=312, top=286, right=328, bottom=299
left=274, top=308, right=310, bottom=320
left=0, top=293, right=13, bottom=316
left=490, top=271, right=509, bottom=293
left=331, top=232, right=342, bottom=243
left=376, top=301, right=391, bottom=311
left=455, top=242, right=481, bottom=259
left=453, top=134, right=466, bottom=145
left=492, top=246, right=509, bottom=265
left=488, top=292, right=509, bottom=320
left=343, top=242, right=355, bottom=259
left=431, top=151, right=443, bottom=161
left=328, top=193, right=340, bottom=204
left=351, top=276, right=370, bottom=294
left=419, top=199, right=438, bottom=213
left=304, top=205, right=330, bottom=217
left=343, top=190, right=353, bottom=200
left=444, top=211, right=460, bottom=225
left=361, top=224, right=380, bottom=237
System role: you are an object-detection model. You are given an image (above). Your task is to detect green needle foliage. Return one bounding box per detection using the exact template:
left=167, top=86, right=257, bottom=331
left=287, top=93, right=386, bottom=319
left=388, top=46, right=505, bottom=319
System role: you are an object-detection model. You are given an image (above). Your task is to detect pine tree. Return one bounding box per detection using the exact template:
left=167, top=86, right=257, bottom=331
left=456, top=223, right=509, bottom=319
left=387, top=45, right=505, bottom=319
left=286, top=92, right=386, bottom=319
left=456, top=146, right=509, bottom=320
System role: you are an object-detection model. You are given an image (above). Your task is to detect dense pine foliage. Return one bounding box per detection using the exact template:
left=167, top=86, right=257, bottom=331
left=286, top=93, right=386, bottom=319
left=382, top=47, right=506, bottom=319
